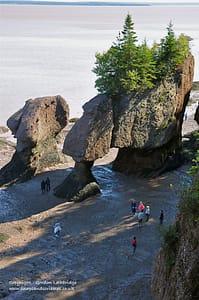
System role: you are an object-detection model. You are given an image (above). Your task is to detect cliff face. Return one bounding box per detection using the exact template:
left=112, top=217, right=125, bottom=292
left=0, top=95, right=69, bottom=186
left=152, top=179, right=199, bottom=300
left=54, top=55, right=194, bottom=200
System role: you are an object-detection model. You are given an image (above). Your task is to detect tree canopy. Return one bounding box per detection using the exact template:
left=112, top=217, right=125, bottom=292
left=93, top=14, right=190, bottom=96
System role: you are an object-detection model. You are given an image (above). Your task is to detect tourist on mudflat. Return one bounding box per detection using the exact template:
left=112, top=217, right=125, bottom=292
left=54, top=222, right=62, bottom=238
left=138, top=201, right=145, bottom=211
left=159, top=209, right=164, bottom=225
left=138, top=210, right=144, bottom=228
left=41, top=179, right=46, bottom=194
left=145, top=205, right=150, bottom=222
left=132, top=236, right=137, bottom=253
left=45, top=177, right=51, bottom=192
left=130, top=199, right=137, bottom=216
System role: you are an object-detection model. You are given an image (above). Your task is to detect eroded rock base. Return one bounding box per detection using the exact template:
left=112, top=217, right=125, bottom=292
left=112, top=142, right=183, bottom=177
left=54, top=161, right=100, bottom=201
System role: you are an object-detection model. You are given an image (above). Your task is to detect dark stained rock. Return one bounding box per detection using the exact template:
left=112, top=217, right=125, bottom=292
left=0, top=95, right=69, bottom=186
left=54, top=161, right=100, bottom=202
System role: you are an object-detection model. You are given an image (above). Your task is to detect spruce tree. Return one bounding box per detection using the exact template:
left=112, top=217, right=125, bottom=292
left=93, top=16, right=190, bottom=96
left=136, top=40, right=157, bottom=90
left=155, top=22, right=190, bottom=79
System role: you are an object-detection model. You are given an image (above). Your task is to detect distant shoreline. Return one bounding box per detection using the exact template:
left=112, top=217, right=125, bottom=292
left=0, top=1, right=199, bottom=7
left=0, top=1, right=150, bottom=6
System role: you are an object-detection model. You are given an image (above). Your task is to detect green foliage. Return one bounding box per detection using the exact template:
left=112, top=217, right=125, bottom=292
left=188, top=132, right=199, bottom=176
left=0, top=232, right=10, bottom=243
left=0, top=126, right=9, bottom=134
left=159, top=132, right=199, bottom=280
left=178, top=176, right=199, bottom=222
left=93, top=16, right=191, bottom=96
left=94, top=46, right=121, bottom=95
left=93, top=13, right=156, bottom=95
left=136, top=41, right=157, bottom=90
left=155, top=22, right=190, bottom=79
left=192, top=81, right=199, bottom=91
left=178, top=133, right=199, bottom=224
left=121, top=13, right=138, bottom=46
left=177, top=34, right=190, bottom=60
left=161, top=224, right=179, bottom=274
left=69, top=117, right=79, bottom=123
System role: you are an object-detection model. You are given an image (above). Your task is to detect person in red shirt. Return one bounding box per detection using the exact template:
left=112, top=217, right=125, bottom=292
left=132, top=236, right=137, bottom=253
left=138, top=201, right=145, bottom=211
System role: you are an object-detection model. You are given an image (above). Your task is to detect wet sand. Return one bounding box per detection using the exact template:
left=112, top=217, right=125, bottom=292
left=0, top=115, right=198, bottom=299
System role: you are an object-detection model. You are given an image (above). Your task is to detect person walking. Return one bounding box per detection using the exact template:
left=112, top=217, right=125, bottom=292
left=54, top=222, right=62, bottom=238
left=132, top=236, right=137, bottom=253
left=41, top=179, right=45, bottom=194
left=145, top=205, right=150, bottom=222
left=45, top=177, right=51, bottom=192
left=130, top=200, right=137, bottom=216
left=138, top=210, right=144, bottom=228
left=159, top=209, right=164, bottom=225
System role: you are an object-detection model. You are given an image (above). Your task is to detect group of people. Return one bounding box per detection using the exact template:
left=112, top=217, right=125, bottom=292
left=41, top=177, right=51, bottom=194
left=130, top=199, right=164, bottom=253
left=131, top=200, right=151, bottom=226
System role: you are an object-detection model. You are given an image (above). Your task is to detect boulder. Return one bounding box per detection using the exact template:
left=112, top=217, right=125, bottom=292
left=63, top=93, right=114, bottom=161
left=0, top=95, right=69, bottom=186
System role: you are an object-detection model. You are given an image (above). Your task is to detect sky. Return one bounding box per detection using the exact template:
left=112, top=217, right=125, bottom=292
left=2, top=0, right=199, bottom=4
left=27, top=0, right=199, bottom=3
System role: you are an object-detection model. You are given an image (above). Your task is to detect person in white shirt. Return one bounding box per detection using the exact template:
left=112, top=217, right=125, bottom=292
left=54, top=222, right=61, bottom=238
left=145, top=205, right=150, bottom=222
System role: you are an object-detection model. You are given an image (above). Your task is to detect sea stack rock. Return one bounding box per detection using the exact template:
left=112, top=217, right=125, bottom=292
left=0, top=95, right=69, bottom=186
left=54, top=55, right=194, bottom=201
left=112, top=54, right=194, bottom=176
left=54, top=94, right=113, bottom=200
